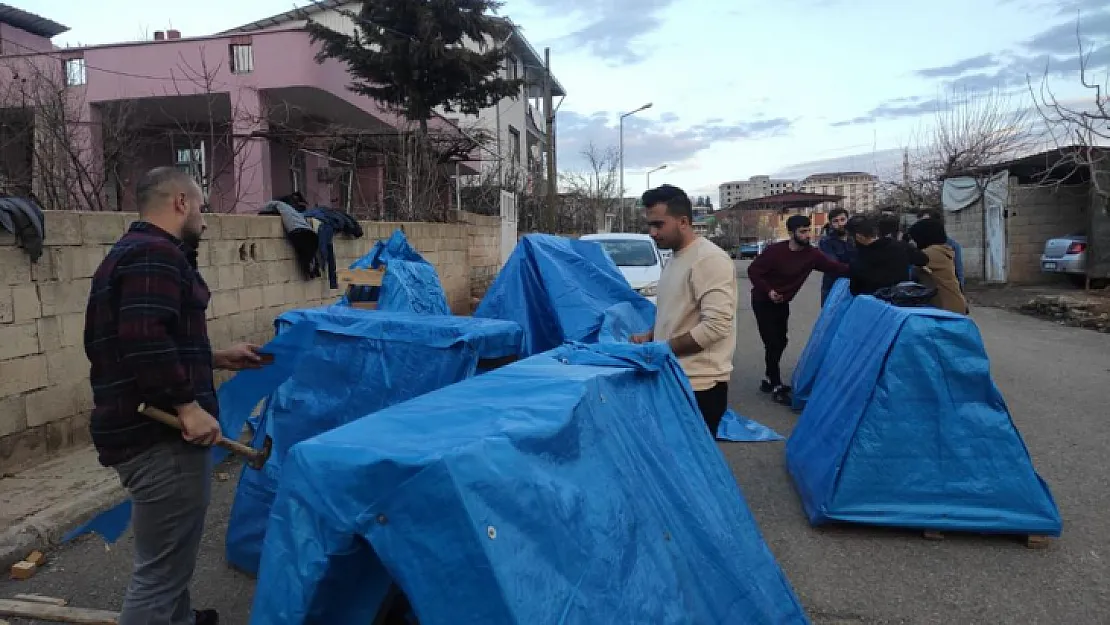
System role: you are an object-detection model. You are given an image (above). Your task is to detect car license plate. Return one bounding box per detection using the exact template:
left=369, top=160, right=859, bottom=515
left=1043, top=262, right=1057, bottom=270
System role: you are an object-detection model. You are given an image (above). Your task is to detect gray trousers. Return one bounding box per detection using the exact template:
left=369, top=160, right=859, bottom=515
left=114, top=441, right=212, bottom=625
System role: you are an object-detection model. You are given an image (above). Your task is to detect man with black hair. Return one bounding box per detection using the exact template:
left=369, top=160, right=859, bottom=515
left=817, top=208, right=854, bottom=305
left=846, top=214, right=929, bottom=296
left=916, top=208, right=965, bottom=287
left=747, top=214, right=848, bottom=405
left=631, top=184, right=737, bottom=435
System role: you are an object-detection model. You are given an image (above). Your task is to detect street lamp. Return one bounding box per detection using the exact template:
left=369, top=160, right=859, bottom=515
left=646, top=164, right=667, bottom=189
left=618, top=102, right=652, bottom=232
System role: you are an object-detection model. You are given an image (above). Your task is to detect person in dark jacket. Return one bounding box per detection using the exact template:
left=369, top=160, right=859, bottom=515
left=817, top=208, right=854, bottom=305
left=846, top=214, right=929, bottom=296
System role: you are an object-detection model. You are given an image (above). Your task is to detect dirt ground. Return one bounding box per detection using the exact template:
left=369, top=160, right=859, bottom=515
left=967, top=282, right=1110, bottom=332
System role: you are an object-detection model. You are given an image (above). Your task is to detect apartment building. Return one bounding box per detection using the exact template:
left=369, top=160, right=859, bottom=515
left=718, top=175, right=797, bottom=208
left=799, top=172, right=878, bottom=213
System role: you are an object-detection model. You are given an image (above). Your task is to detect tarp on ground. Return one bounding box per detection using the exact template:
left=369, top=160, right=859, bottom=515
left=475, top=234, right=656, bottom=356
left=250, top=341, right=809, bottom=625
left=785, top=295, right=1062, bottom=535
left=791, top=278, right=853, bottom=411
left=338, top=229, right=451, bottom=315
left=225, top=306, right=524, bottom=575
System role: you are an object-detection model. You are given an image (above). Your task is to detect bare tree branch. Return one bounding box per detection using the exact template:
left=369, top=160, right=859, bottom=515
left=559, top=142, right=618, bottom=234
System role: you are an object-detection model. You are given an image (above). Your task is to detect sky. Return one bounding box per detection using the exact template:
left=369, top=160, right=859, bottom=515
left=24, top=0, right=1110, bottom=205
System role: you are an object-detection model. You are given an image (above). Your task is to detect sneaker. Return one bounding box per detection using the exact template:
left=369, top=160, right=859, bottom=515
left=771, top=385, right=792, bottom=406
left=195, top=609, right=220, bottom=625
left=759, top=379, right=774, bottom=393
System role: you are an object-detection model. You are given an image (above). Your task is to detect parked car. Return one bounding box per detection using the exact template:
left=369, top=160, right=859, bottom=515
left=738, top=242, right=762, bottom=259
left=580, top=233, right=664, bottom=302
left=1040, top=233, right=1098, bottom=287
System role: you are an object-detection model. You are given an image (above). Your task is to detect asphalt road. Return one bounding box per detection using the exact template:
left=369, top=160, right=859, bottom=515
left=2, top=264, right=1108, bottom=624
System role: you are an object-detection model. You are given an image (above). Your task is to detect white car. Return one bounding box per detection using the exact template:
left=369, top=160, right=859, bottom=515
left=581, top=233, right=664, bottom=302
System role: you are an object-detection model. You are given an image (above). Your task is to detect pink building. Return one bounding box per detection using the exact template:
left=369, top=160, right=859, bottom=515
left=0, top=3, right=476, bottom=214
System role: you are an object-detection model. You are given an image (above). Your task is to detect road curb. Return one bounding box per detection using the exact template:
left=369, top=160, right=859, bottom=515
left=0, top=480, right=128, bottom=570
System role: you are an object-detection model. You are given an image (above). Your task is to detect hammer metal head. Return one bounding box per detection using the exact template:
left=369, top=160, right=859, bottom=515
left=246, top=435, right=274, bottom=470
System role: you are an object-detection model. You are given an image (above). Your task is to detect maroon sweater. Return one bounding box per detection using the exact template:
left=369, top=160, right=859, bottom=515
left=747, top=241, right=849, bottom=303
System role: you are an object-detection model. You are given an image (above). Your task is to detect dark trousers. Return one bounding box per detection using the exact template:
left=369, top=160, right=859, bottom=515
left=694, top=382, right=729, bottom=436
left=752, top=298, right=791, bottom=387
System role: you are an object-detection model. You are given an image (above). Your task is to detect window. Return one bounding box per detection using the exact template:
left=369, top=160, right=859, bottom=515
left=175, top=145, right=206, bottom=191
left=64, top=58, right=86, bottom=86
left=506, top=55, right=519, bottom=80
left=230, top=44, right=254, bottom=74
left=508, top=126, right=521, bottom=166
left=593, top=239, right=659, bottom=267
left=290, top=150, right=306, bottom=193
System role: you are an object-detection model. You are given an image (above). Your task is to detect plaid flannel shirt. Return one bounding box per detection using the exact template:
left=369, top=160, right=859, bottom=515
left=85, top=221, right=216, bottom=466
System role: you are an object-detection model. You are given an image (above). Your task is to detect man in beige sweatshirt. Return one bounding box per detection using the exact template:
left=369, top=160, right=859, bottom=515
left=631, top=184, right=737, bottom=435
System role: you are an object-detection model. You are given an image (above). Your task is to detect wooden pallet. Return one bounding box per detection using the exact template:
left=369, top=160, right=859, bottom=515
left=337, top=267, right=385, bottom=310
left=921, top=530, right=1051, bottom=549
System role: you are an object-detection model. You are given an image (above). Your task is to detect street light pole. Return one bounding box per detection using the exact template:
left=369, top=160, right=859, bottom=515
left=646, top=164, right=667, bottom=190
left=618, top=102, right=652, bottom=232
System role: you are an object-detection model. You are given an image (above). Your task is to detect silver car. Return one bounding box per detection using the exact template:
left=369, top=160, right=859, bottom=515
left=1040, top=233, right=1089, bottom=286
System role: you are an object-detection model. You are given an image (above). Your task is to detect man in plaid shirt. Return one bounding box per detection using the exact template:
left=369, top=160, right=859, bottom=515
left=85, top=167, right=267, bottom=625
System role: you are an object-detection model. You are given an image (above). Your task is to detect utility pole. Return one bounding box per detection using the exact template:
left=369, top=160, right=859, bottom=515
left=543, top=47, right=556, bottom=233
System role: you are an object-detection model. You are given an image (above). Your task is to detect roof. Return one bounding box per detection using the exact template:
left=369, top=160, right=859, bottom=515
left=0, top=3, right=68, bottom=38
left=222, top=2, right=566, bottom=97
left=724, top=191, right=843, bottom=211
left=945, top=145, right=1108, bottom=184
left=801, top=171, right=876, bottom=181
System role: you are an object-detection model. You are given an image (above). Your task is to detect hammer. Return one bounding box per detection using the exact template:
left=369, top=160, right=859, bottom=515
left=138, top=403, right=273, bottom=470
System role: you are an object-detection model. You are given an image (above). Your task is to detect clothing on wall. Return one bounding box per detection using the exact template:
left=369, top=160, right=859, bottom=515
left=0, top=196, right=46, bottom=261
left=305, top=207, right=364, bottom=288
left=259, top=200, right=322, bottom=280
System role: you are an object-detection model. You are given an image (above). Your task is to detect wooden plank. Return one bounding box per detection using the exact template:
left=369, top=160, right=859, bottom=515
left=349, top=301, right=379, bottom=310
left=13, top=593, right=68, bottom=606
left=1026, top=535, right=1051, bottom=549
left=0, top=599, right=118, bottom=624
left=337, top=268, right=384, bottom=287
left=922, top=530, right=944, bottom=541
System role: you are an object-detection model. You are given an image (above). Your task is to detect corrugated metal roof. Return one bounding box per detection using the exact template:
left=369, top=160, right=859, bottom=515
left=0, top=3, right=68, bottom=38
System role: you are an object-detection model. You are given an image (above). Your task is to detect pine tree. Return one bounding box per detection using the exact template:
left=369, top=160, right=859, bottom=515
left=306, top=0, right=525, bottom=134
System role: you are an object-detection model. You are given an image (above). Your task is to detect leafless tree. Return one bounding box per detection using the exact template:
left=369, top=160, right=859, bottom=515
left=0, top=54, right=147, bottom=210
left=1028, top=25, right=1110, bottom=214
left=560, top=142, right=618, bottom=233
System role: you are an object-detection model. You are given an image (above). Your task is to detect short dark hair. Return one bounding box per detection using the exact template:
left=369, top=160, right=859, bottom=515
left=846, top=214, right=877, bottom=238
left=828, top=208, right=849, bottom=221
left=786, top=214, right=811, bottom=232
left=878, top=214, right=900, bottom=237
left=136, top=167, right=199, bottom=215
left=641, top=184, right=693, bottom=222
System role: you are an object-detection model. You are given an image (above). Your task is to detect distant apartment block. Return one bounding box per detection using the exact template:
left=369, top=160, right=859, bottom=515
left=800, top=172, right=878, bottom=213
left=719, top=175, right=797, bottom=208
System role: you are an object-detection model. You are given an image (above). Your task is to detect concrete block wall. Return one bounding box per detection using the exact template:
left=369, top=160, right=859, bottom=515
left=458, top=211, right=502, bottom=299
left=0, top=210, right=500, bottom=472
left=1006, top=183, right=1089, bottom=284
left=945, top=199, right=985, bottom=282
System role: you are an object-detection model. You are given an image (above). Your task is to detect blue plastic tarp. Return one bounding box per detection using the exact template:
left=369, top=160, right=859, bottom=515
left=475, top=234, right=656, bottom=355
left=250, top=341, right=809, bottom=625
left=785, top=295, right=1062, bottom=535
left=717, top=409, right=784, bottom=442
left=225, top=307, right=524, bottom=575
left=338, top=229, right=451, bottom=315
left=791, top=278, right=853, bottom=411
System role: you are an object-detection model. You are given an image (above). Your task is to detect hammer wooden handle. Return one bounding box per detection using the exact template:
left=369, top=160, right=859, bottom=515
left=139, top=404, right=262, bottom=462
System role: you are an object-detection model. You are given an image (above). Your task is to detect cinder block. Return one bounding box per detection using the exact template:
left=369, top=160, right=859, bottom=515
left=222, top=215, right=251, bottom=239
left=25, top=383, right=80, bottom=428
left=248, top=216, right=284, bottom=239
left=0, top=395, right=28, bottom=437
left=211, top=290, right=241, bottom=318
left=43, top=410, right=93, bottom=455
left=29, top=249, right=55, bottom=282
left=12, top=285, right=42, bottom=322
left=43, top=211, right=83, bottom=245
left=244, top=263, right=267, bottom=287
left=0, top=287, right=11, bottom=323
left=0, top=323, right=40, bottom=360
left=80, top=213, right=130, bottom=244
left=229, top=311, right=255, bottom=342
left=46, top=346, right=89, bottom=385
left=0, top=354, right=48, bottom=396
left=239, top=286, right=264, bottom=311
left=38, top=279, right=91, bottom=316
left=53, top=246, right=108, bottom=281
left=0, top=248, right=32, bottom=285
left=195, top=240, right=211, bottom=268
left=262, top=283, right=286, bottom=308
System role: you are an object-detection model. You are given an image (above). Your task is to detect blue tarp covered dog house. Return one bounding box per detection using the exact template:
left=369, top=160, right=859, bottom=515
left=249, top=341, right=809, bottom=625
left=791, top=278, right=853, bottom=411
left=785, top=296, right=1062, bottom=536
left=225, top=307, right=524, bottom=575
left=475, top=234, right=656, bottom=356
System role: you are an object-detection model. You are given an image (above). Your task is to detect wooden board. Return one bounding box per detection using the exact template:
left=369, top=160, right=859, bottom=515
left=0, top=599, right=118, bottom=624
left=337, top=268, right=385, bottom=287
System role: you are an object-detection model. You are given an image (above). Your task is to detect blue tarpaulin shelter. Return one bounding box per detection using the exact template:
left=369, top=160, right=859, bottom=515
left=791, top=278, right=853, bottom=411
left=250, top=341, right=810, bottom=625
left=475, top=234, right=656, bottom=356
left=338, top=229, right=451, bottom=315
left=225, top=307, right=524, bottom=574
left=785, top=295, right=1062, bottom=535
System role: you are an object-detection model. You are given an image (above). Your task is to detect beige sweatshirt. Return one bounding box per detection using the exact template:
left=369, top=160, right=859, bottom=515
left=653, top=237, right=738, bottom=391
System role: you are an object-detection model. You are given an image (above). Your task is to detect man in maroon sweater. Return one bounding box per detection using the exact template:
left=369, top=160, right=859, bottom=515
left=747, top=215, right=848, bottom=405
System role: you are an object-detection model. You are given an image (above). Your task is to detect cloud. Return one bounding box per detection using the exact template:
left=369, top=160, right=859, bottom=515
left=832, top=8, right=1110, bottom=127
left=771, top=147, right=906, bottom=180
left=523, top=0, right=675, bottom=65
left=556, top=109, right=793, bottom=172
